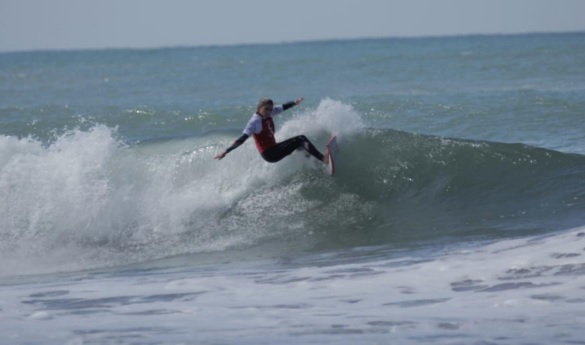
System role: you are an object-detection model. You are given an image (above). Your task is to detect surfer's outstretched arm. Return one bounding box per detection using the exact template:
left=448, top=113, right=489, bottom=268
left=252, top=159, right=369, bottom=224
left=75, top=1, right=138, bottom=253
left=283, top=98, right=304, bottom=111
left=214, top=134, right=249, bottom=160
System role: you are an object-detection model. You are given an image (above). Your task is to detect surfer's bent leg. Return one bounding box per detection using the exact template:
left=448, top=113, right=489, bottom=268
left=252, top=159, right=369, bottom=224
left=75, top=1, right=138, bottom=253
left=261, top=135, right=324, bottom=163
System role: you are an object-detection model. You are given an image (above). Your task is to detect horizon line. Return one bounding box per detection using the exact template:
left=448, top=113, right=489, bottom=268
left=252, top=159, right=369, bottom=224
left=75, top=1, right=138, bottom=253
left=2, top=30, right=584, bottom=55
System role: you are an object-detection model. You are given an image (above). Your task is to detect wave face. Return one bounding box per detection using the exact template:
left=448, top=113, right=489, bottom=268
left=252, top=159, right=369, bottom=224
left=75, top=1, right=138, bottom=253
left=339, top=129, right=585, bottom=243
left=1, top=100, right=584, bottom=276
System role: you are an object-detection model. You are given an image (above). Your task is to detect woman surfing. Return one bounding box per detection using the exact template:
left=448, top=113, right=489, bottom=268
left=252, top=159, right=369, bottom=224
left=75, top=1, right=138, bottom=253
left=214, top=97, right=329, bottom=165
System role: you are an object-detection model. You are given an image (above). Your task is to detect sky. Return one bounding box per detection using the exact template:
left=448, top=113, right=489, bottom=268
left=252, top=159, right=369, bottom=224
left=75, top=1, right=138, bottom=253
left=1, top=0, right=584, bottom=52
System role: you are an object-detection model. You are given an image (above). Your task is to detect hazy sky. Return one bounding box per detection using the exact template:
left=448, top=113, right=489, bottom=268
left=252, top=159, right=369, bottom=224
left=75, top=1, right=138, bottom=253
left=1, top=0, right=584, bottom=52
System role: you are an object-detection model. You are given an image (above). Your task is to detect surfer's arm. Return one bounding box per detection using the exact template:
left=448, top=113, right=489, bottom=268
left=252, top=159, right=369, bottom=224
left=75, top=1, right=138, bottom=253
left=214, top=134, right=249, bottom=160
left=282, top=101, right=296, bottom=111
left=285, top=98, right=304, bottom=109
left=275, top=98, right=304, bottom=115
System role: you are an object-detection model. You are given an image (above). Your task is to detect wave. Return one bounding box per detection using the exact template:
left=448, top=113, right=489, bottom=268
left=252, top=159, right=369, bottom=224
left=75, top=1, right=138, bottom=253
left=339, top=129, right=585, bottom=242
left=1, top=100, right=584, bottom=276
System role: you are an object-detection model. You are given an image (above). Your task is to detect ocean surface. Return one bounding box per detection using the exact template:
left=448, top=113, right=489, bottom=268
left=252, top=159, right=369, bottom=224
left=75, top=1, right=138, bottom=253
left=1, top=32, right=585, bottom=344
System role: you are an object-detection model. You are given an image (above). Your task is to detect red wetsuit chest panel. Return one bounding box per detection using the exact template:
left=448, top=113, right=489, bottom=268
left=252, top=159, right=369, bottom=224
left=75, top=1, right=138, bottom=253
left=253, top=117, right=276, bottom=152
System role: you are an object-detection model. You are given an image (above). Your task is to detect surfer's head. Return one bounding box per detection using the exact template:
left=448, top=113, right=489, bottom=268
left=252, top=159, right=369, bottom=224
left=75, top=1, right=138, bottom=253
left=257, top=98, right=274, bottom=115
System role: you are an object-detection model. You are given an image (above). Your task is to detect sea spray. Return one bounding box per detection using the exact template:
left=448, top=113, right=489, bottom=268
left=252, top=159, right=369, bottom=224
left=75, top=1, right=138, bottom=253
left=0, top=100, right=367, bottom=275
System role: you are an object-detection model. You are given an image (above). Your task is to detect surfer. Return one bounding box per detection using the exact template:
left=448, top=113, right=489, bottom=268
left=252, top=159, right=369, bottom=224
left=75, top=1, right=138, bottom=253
left=214, top=97, right=329, bottom=165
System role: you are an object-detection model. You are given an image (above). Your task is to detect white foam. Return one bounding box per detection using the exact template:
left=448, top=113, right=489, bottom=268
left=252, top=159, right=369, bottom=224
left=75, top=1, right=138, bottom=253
left=3, top=227, right=584, bottom=344
left=278, top=98, right=365, bottom=143
left=29, top=311, right=52, bottom=320
left=0, top=100, right=366, bottom=276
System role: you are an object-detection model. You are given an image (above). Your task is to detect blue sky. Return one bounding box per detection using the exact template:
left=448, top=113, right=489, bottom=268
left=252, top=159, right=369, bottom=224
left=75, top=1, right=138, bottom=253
left=1, top=0, right=584, bottom=52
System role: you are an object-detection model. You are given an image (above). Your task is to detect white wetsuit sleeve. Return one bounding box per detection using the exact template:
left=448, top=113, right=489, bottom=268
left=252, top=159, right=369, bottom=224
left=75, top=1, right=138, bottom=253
left=243, top=115, right=261, bottom=136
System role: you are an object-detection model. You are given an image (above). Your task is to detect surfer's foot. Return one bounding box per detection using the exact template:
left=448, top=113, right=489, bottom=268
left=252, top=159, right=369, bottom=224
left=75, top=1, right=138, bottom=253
left=322, top=152, right=330, bottom=165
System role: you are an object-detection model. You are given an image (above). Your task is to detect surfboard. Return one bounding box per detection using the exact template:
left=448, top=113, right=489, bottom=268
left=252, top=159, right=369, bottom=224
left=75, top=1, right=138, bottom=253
left=325, top=135, right=338, bottom=176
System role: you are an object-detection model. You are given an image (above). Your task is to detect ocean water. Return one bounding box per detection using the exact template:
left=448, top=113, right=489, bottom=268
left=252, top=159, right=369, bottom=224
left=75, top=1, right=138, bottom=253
left=1, top=33, right=585, bottom=344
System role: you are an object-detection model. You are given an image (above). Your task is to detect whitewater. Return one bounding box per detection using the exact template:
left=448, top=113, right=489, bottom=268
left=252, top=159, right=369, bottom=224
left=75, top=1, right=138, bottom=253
left=1, top=33, right=585, bottom=344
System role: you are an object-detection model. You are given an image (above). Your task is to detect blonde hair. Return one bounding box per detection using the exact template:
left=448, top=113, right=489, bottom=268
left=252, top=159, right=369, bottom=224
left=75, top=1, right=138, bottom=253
left=256, top=98, right=274, bottom=113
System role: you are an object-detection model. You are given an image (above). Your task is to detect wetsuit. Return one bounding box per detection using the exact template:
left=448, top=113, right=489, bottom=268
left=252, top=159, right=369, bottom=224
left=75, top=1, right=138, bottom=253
left=225, top=101, right=324, bottom=163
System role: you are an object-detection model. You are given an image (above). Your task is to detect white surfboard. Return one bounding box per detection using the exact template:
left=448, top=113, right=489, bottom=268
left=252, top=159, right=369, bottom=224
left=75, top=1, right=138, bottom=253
left=325, top=135, right=338, bottom=176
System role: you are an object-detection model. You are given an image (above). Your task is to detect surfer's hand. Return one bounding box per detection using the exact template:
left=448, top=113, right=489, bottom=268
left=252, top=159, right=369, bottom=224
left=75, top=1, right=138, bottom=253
left=214, top=151, right=227, bottom=160
left=295, top=98, right=304, bottom=105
